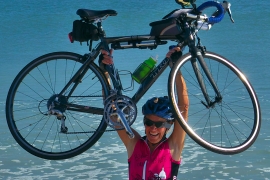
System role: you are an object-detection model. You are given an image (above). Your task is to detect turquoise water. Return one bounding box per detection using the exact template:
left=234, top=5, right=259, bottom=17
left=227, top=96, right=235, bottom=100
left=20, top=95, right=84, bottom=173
left=1, top=0, right=270, bottom=179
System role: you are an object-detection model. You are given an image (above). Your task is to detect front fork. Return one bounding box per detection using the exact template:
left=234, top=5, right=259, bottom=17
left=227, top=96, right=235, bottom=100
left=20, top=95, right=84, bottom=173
left=190, top=46, right=222, bottom=108
left=182, top=20, right=222, bottom=108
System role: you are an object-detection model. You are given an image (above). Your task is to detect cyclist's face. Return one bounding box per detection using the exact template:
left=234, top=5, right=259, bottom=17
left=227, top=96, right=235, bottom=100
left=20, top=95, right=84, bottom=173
left=144, top=115, right=167, bottom=144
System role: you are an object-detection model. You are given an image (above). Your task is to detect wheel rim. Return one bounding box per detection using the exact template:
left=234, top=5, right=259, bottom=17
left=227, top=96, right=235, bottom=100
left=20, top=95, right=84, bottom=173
left=169, top=52, right=261, bottom=154
left=6, top=52, right=109, bottom=159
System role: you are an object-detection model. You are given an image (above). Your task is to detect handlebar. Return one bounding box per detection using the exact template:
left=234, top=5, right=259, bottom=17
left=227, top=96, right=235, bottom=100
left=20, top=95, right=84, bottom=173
left=196, top=1, right=224, bottom=24
left=184, top=1, right=234, bottom=25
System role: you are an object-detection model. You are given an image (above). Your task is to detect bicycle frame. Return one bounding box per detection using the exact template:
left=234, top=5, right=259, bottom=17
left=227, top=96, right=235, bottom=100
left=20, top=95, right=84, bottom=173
left=101, top=20, right=222, bottom=109
left=56, top=19, right=223, bottom=137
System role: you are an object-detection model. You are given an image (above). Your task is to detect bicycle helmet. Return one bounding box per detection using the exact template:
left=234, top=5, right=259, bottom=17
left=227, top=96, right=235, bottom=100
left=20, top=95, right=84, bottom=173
left=142, top=96, right=174, bottom=121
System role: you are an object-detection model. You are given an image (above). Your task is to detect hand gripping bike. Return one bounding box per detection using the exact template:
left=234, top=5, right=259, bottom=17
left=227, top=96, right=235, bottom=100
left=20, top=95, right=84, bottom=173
left=6, top=1, right=261, bottom=160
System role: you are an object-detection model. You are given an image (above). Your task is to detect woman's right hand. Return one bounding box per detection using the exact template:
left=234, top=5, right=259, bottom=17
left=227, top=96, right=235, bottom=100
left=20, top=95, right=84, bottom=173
left=100, top=49, right=114, bottom=65
left=166, top=46, right=181, bottom=58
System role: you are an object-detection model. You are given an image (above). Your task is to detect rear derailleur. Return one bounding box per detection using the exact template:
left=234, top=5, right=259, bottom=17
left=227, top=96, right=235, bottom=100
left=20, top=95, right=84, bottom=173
left=47, top=94, right=68, bottom=133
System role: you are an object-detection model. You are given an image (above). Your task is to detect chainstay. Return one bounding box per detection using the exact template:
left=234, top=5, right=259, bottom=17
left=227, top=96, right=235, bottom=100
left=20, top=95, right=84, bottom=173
left=60, top=95, right=114, bottom=134
left=61, top=129, right=116, bottom=134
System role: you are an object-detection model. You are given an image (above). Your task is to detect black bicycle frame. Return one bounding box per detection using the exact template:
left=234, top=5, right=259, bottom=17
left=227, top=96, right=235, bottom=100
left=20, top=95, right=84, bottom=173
left=60, top=20, right=222, bottom=116
left=101, top=39, right=176, bottom=104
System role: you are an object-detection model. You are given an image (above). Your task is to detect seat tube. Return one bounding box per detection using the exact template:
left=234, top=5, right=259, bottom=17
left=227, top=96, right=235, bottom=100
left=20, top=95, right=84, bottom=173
left=97, top=22, right=123, bottom=94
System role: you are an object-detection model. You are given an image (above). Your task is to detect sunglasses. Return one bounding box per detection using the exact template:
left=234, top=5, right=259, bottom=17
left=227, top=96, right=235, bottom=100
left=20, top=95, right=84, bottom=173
left=143, top=117, right=171, bottom=129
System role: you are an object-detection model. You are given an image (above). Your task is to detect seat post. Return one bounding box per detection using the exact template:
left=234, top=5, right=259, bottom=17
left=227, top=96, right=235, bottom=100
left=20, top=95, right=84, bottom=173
left=97, top=21, right=106, bottom=37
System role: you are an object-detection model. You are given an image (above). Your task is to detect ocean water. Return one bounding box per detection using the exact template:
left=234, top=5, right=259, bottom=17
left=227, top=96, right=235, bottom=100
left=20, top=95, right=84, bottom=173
left=0, top=0, right=270, bottom=179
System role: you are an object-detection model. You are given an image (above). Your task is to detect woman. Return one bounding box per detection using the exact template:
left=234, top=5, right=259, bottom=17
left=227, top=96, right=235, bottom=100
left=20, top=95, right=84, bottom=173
left=100, top=47, right=189, bottom=180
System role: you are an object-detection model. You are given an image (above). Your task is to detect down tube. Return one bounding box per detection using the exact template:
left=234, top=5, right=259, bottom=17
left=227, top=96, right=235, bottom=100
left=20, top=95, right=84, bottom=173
left=132, top=57, right=171, bottom=104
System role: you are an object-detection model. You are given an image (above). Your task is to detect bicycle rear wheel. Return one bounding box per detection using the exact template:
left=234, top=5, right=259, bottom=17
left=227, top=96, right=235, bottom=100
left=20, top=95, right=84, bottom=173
left=6, top=52, right=110, bottom=160
left=168, top=51, right=261, bottom=155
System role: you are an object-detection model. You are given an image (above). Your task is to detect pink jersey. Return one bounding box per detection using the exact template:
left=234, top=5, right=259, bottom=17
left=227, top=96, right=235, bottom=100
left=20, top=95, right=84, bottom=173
left=128, top=137, right=181, bottom=180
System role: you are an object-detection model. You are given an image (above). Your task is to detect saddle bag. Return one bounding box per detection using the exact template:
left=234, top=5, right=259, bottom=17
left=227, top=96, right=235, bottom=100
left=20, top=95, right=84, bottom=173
left=149, top=17, right=183, bottom=36
left=70, top=20, right=99, bottom=42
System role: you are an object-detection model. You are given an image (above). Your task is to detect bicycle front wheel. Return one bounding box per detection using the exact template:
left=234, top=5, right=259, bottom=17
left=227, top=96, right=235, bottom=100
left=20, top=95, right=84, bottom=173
left=168, top=51, right=261, bottom=155
left=6, top=52, right=110, bottom=160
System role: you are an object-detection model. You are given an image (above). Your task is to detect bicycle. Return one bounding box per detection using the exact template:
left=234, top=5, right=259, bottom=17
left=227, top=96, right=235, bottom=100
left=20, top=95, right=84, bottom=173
left=6, top=0, right=261, bottom=160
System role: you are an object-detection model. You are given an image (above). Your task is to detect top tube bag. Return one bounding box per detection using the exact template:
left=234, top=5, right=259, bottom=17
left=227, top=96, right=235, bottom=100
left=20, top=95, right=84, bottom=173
left=149, top=17, right=183, bottom=36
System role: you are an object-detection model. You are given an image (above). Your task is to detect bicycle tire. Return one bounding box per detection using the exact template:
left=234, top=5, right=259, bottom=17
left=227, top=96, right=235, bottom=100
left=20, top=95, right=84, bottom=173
left=6, top=52, right=110, bottom=160
left=168, top=51, right=261, bottom=155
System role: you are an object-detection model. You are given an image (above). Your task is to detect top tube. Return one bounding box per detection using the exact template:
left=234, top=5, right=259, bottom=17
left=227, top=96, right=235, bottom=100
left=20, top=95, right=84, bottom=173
left=103, top=35, right=177, bottom=44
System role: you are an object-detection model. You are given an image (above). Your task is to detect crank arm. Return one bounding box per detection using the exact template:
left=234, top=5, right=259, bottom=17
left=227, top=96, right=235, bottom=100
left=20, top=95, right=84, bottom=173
left=114, top=103, right=135, bottom=139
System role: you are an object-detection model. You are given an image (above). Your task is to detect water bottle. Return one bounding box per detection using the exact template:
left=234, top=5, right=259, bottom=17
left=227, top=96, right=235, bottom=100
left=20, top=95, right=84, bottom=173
left=132, top=57, right=157, bottom=84
left=159, top=167, right=166, bottom=180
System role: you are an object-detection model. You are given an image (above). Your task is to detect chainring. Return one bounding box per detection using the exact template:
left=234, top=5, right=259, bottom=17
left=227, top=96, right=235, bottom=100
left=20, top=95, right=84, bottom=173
left=104, top=95, right=137, bottom=130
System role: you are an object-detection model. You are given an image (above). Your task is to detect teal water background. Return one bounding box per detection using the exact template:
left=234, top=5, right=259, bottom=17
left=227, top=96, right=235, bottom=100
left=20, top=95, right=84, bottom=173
left=1, top=0, right=270, bottom=179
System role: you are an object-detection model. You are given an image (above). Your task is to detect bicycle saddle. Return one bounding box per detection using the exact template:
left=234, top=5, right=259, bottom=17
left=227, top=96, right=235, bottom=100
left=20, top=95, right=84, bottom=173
left=76, top=9, right=117, bottom=21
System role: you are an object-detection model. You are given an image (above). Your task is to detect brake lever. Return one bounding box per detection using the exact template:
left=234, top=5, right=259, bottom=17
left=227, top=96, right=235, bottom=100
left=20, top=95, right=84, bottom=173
left=227, top=5, right=234, bottom=23
left=222, top=1, right=235, bottom=23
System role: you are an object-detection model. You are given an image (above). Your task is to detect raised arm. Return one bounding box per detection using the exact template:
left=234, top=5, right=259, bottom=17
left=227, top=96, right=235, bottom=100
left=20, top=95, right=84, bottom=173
left=99, top=49, right=141, bottom=158
left=167, top=48, right=189, bottom=161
